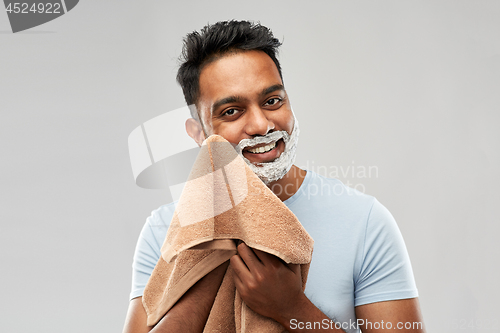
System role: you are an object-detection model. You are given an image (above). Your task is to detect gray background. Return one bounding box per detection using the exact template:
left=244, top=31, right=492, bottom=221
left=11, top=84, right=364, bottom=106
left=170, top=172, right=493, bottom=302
left=1, top=1, right=499, bottom=332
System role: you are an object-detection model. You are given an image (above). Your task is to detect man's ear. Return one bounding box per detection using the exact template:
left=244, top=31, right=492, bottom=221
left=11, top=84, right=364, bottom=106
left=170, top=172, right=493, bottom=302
left=185, top=118, right=206, bottom=147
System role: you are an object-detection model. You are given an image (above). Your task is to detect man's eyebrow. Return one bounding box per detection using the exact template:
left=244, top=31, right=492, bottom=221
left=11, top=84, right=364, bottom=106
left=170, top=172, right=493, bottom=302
left=212, top=96, right=245, bottom=115
left=261, top=84, right=285, bottom=96
left=211, top=84, right=285, bottom=117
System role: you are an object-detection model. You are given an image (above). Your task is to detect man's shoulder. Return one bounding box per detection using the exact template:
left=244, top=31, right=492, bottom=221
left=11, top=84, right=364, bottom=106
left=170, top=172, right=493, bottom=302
left=146, top=201, right=178, bottom=228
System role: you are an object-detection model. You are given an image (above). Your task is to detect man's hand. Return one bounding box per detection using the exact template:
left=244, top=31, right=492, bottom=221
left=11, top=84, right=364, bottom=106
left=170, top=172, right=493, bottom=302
left=230, top=242, right=307, bottom=323
left=230, top=243, right=345, bottom=332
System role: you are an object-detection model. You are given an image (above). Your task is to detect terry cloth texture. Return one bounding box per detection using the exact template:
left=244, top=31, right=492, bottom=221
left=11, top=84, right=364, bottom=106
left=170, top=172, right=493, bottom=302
left=142, top=135, right=314, bottom=332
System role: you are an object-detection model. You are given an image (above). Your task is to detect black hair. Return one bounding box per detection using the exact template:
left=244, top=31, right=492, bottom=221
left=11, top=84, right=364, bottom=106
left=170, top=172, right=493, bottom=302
left=176, top=20, right=283, bottom=119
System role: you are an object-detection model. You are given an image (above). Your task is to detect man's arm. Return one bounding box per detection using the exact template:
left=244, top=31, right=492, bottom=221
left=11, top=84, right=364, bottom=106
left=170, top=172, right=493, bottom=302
left=355, top=298, right=426, bottom=333
left=231, top=243, right=426, bottom=333
left=122, top=297, right=151, bottom=333
left=122, top=261, right=229, bottom=333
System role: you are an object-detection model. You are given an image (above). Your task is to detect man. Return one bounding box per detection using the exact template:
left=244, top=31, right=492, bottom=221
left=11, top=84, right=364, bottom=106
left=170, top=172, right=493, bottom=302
left=123, top=21, right=425, bottom=332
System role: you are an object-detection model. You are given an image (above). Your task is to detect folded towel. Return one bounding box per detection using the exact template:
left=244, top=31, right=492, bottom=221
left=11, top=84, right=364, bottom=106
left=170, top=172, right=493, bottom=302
left=143, top=135, right=314, bottom=332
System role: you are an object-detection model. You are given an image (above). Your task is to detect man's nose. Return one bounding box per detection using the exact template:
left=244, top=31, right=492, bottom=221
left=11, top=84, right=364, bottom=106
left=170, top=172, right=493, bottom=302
left=244, top=106, right=275, bottom=136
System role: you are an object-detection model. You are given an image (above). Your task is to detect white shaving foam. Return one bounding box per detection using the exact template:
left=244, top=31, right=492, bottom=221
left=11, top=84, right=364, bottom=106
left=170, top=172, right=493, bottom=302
left=235, top=117, right=300, bottom=185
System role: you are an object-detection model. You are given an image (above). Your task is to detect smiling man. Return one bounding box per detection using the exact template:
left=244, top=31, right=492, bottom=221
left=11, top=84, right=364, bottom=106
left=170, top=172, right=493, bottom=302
left=123, top=21, right=425, bottom=333
left=187, top=47, right=303, bottom=201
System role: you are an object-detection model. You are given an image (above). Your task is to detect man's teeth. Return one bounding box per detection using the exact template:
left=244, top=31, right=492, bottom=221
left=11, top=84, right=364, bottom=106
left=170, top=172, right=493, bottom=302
left=247, top=141, right=277, bottom=154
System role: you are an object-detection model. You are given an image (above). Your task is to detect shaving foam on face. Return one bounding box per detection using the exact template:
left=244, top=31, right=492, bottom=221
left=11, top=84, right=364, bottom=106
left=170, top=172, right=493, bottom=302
left=235, top=116, right=300, bottom=185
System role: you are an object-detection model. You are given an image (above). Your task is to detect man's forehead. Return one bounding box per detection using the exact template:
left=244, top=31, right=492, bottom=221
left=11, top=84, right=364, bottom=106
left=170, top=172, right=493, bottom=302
left=195, top=50, right=284, bottom=127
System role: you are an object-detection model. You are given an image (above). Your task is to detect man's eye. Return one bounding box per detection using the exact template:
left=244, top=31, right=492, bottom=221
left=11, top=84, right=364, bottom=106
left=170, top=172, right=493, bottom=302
left=223, top=108, right=238, bottom=116
left=265, top=98, right=282, bottom=106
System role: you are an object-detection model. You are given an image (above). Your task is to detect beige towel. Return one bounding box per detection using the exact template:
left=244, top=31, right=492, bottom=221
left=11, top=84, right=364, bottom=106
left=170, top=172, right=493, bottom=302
left=143, top=135, right=314, bottom=332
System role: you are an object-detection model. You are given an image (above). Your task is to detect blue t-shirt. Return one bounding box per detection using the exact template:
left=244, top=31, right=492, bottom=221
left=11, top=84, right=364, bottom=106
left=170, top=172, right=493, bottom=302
left=130, top=170, right=418, bottom=332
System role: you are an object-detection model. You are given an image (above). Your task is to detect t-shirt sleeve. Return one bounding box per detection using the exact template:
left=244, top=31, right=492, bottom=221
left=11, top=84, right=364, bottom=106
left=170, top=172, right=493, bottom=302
left=354, top=198, right=418, bottom=306
left=129, top=206, right=171, bottom=300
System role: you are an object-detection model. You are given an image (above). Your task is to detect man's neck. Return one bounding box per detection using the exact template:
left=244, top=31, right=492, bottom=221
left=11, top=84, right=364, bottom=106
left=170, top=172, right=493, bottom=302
left=267, top=165, right=307, bottom=202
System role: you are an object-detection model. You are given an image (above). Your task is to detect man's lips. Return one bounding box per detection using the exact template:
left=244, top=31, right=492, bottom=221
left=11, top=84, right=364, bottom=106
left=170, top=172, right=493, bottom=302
left=243, top=140, right=278, bottom=153
left=242, top=139, right=284, bottom=163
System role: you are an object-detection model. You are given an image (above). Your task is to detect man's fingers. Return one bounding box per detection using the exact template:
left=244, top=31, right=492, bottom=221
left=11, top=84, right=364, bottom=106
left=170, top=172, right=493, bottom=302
left=250, top=247, right=271, bottom=263
left=288, top=263, right=301, bottom=275
left=230, top=254, right=252, bottom=281
left=236, top=243, right=263, bottom=272
left=238, top=243, right=293, bottom=270
left=251, top=247, right=291, bottom=270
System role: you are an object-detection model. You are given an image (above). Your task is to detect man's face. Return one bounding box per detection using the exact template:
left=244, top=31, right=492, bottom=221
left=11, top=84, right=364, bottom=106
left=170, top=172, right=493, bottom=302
left=197, top=50, right=294, bottom=166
